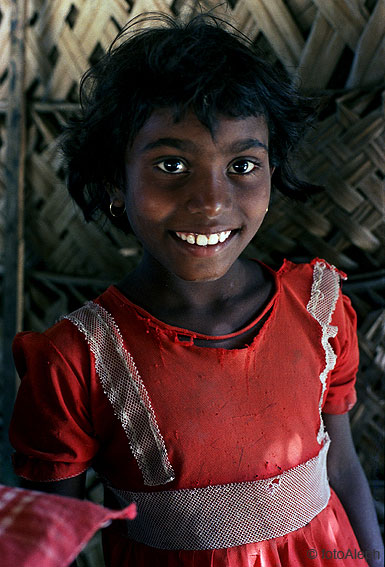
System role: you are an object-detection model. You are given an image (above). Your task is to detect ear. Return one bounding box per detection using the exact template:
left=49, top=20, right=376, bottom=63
left=106, top=183, right=125, bottom=206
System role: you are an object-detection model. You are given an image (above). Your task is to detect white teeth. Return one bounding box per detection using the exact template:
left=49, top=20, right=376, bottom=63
left=196, top=234, right=208, bottom=246
left=175, top=230, right=232, bottom=246
left=207, top=233, right=219, bottom=245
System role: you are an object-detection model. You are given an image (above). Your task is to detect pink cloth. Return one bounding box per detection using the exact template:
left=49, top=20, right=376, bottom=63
left=0, top=484, right=136, bottom=567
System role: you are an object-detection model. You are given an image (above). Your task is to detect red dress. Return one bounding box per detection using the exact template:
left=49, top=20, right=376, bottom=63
left=9, top=259, right=369, bottom=566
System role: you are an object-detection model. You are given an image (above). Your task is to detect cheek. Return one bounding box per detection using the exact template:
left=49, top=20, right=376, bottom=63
left=125, top=182, right=174, bottom=231
left=244, top=178, right=271, bottom=214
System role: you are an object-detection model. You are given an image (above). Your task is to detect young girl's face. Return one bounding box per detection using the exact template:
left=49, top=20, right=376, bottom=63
left=123, top=109, right=272, bottom=282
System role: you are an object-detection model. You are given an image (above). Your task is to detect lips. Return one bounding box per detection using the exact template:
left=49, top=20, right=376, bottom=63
left=175, top=230, right=232, bottom=247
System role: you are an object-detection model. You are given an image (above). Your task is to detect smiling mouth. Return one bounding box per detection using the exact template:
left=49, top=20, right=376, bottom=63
left=174, top=230, right=233, bottom=247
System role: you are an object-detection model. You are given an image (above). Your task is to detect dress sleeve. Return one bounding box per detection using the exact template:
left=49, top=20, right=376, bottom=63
left=322, top=292, right=359, bottom=414
left=9, top=322, right=100, bottom=481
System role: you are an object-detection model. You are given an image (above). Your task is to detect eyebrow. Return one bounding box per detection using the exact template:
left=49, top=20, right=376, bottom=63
left=228, top=138, right=268, bottom=153
left=140, top=138, right=195, bottom=153
left=139, top=136, right=268, bottom=154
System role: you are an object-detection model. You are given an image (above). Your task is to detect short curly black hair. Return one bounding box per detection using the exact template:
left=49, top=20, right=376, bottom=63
left=62, top=12, right=320, bottom=233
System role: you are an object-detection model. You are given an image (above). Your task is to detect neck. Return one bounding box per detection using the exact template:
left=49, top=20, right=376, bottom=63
left=121, top=253, right=250, bottom=312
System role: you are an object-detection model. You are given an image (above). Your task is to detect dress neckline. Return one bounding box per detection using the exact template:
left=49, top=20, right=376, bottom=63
left=108, top=259, right=282, bottom=343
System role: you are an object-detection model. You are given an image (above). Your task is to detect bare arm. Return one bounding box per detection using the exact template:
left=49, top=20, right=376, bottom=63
left=20, top=471, right=87, bottom=498
left=21, top=472, right=87, bottom=567
left=323, top=412, right=384, bottom=567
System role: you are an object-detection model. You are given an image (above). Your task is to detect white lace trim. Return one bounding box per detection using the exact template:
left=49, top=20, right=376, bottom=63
left=64, top=302, right=175, bottom=486
left=306, top=261, right=341, bottom=444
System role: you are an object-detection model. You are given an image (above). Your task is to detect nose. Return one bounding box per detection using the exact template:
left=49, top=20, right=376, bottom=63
left=186, top=172, right=232, bottom=218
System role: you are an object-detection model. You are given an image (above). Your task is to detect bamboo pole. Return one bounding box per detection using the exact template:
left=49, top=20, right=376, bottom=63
left=0, top=0, right=27, bottom=485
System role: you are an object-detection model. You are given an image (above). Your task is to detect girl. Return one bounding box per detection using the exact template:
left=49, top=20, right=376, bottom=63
left=9, top=13, right=383, bottom=567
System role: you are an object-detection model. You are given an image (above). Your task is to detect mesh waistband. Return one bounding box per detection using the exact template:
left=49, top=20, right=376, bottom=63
left=107, top=437, right=331, bottom=551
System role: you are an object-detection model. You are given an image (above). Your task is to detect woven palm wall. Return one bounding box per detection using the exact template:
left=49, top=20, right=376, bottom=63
left=0, top=0, right=384, bottom=555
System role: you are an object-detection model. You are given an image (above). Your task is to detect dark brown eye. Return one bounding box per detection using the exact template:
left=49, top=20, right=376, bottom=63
left=156, top=159, right=187, bottom=173
left=228, top=159, right=258, bottom=174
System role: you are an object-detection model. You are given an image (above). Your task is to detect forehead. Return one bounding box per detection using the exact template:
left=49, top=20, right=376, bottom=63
left=128, top=109, right=270, bottom=155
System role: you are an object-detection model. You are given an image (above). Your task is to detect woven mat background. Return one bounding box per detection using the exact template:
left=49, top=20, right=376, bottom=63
left=0, top=1, right=384, bottom=559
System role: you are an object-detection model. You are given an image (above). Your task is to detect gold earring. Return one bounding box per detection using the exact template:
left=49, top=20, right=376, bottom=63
left=265, top=207, right=269, bottom=213
left=109, top=202, right=126, bottom=217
